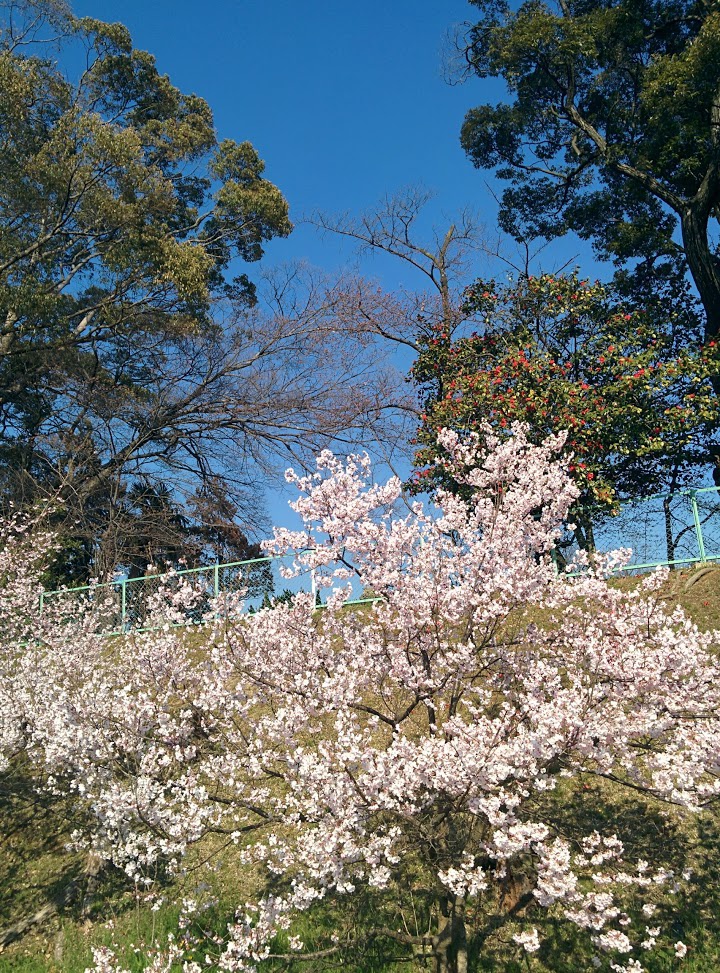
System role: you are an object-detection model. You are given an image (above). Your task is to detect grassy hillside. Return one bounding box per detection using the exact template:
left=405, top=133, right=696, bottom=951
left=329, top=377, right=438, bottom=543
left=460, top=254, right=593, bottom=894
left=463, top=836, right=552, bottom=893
left=2, top=564, right=720, bottom=972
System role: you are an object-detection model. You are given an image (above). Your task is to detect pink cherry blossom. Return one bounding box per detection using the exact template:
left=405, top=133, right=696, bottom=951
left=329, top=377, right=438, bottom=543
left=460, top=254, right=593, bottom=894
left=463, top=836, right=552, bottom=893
left=0, top=426, right=715, bottom=972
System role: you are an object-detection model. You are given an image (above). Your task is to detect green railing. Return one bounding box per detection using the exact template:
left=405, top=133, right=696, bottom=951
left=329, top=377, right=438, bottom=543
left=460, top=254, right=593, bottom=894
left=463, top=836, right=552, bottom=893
left=40, top=552, right=379, bottom=635
left=560, top=484, right=720, bottom=573
left=40, top=554, right=285, bottom=634
left=40, top=484, right=720, bottom=634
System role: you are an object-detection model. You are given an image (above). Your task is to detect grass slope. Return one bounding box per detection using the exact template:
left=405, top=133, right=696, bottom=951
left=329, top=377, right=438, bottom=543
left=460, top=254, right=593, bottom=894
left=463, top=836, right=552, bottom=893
left=2, top=565, right=720, bottom=972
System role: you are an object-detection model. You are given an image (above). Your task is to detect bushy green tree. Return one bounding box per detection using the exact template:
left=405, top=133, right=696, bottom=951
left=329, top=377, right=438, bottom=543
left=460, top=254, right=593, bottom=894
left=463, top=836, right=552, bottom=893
left=459, top=0, right=720, bottom=359
left=411, top=272, right=720, bottom=547
left=0, top=0, right=292, bottom=577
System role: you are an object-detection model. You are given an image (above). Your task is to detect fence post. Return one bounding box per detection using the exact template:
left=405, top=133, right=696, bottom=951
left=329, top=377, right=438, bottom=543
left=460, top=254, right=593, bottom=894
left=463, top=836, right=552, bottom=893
left=121, top=579, right=127, bottom=630
left=214, top=562, right=220, bottom=599
left=690, top=492, right=707, bottom=563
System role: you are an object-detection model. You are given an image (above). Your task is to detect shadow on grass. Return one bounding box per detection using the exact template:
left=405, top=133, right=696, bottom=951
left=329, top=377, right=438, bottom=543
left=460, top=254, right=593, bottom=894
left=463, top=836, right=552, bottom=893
left=0, top=758, right=138, bottom=959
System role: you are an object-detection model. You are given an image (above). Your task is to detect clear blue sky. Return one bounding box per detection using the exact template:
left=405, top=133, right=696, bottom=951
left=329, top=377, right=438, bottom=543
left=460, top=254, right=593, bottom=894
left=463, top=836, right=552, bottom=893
left=72, top=0, right=596, bottom=530
left=72, top=0, right=536, bottom=273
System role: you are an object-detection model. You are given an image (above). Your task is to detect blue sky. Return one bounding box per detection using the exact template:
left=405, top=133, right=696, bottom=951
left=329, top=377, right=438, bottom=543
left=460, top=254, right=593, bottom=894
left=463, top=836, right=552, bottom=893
left=72, top=0, right=595, bottom=530
left=73, top=0, right=513, bottom=273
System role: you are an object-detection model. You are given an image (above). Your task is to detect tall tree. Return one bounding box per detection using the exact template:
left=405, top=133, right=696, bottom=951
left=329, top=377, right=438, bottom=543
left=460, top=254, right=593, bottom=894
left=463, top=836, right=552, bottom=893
left=0, top=2, right=409, bottom=581
left=0, top=0, right=290, bottom=566
left=458, top=0, right=720, bottom=364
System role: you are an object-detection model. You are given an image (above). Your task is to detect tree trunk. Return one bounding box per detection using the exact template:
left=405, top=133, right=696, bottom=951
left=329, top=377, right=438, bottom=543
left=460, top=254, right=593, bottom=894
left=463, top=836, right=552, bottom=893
left=681, top=203, right=720, bottom=398
left=454, top=907, right=468, bottom=973
left=433, top=898, right=468, bottom=973
left=663, top=495, right=676, bottom=568
left=573, top=508, right=596, bottom=553
left=680, top=74, right=720, bottom=369
left=435, top=909, right=451, bottom=973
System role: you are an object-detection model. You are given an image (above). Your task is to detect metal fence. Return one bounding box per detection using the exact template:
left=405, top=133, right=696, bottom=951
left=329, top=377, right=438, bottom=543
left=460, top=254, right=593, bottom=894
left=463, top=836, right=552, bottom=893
left=561, top=485, right=720, bottom=573
left=40, top=553, right=318, bottom=634
left=39, top=485, right=720, bottom=634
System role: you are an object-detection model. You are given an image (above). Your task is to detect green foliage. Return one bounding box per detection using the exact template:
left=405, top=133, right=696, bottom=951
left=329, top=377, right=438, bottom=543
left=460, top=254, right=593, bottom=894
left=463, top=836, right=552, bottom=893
left=0, top=1, right=291, bottom=332
left=0, top=0, right=292, bottom=582
left=459, top=0, right=720, bottom=341
left=411, top=272, right=720, bottom=521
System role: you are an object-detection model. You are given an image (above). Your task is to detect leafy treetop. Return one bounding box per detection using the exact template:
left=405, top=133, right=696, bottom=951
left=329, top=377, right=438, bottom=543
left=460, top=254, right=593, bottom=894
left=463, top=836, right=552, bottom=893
left=459, top=0, right=720, bottom=353
left=0, top=0, right=291, bottom=471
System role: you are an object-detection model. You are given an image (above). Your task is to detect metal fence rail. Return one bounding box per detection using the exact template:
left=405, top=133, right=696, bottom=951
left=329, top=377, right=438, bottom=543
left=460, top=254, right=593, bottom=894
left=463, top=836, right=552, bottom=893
left=563, top=485, right=720, bottom=573
left=40, top=553, right=318, bottom=634
left=40, top=484, right=720, bottom=634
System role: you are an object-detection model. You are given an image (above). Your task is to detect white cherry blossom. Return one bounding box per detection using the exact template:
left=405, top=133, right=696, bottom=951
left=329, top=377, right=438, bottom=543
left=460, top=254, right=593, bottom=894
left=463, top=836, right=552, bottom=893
left=0, top=427, right=714, bottom=971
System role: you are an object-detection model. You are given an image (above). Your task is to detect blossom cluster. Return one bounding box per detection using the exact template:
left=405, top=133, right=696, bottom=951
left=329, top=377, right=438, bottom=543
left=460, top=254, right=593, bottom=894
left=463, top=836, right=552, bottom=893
left=0, top=427, right=717, bottom=971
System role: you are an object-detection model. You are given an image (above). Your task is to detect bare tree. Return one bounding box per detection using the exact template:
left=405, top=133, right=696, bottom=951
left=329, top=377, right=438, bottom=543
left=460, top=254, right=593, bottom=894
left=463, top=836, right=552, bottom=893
left=308, top=189, right=485, bottom=353
left=12, top=262, right=417, bottom=579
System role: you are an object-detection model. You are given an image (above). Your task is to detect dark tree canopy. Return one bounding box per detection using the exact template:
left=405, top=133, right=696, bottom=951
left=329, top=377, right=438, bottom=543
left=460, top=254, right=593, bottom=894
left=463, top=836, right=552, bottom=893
left=0, top=0, right=292, bottom=409
left=0, top=0, right=293, bottom=571
left=460, top=0, right=720, bottom=353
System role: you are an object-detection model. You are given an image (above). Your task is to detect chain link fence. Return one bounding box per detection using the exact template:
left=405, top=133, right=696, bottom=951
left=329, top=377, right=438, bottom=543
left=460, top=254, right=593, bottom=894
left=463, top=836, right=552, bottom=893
left=557, top=486, right=720, bottom=573
left=40, top=554, right=318, bottom=634
left=41, top=486, right=720, bottom=633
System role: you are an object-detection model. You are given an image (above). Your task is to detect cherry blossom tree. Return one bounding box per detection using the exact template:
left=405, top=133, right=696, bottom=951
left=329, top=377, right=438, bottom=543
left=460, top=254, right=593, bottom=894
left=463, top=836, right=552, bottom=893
left=1, top=428, right=718, bottom=972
